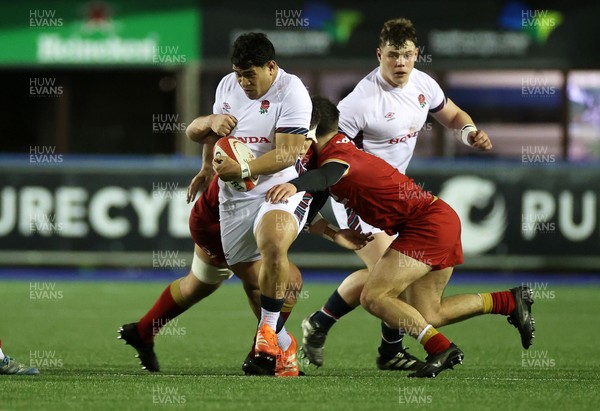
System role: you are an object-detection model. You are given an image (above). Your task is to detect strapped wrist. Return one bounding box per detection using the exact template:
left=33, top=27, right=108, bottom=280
left=460, top=124, right=477, bottom=146
left=240, top=161, right=252, bottom=179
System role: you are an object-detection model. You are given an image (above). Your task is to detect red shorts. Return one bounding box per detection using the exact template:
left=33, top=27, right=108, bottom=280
left=390, top=198, right=464, bottom=271
left=189, top=175, right=226, bottom=266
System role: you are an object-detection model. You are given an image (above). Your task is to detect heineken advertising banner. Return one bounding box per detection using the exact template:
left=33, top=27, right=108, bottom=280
left=0, top=158, right=599, bottom=270
left=1, top=0, right=200, bottom=65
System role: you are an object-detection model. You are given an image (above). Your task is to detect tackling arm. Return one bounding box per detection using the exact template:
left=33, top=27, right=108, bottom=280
left=289, top=162, right=348, bottom=192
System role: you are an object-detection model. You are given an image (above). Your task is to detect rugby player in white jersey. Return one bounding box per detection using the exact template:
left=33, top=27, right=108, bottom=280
left=301, top=18, right=496, bottom=371
left=203, top=32, right=316, bottom=377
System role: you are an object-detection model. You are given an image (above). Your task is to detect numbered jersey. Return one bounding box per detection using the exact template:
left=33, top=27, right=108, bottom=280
left=337, top=68, right=446, bottom=173
left=317, top=133, right=434, bottom=233
left=213, top=68, right=311, bottom=202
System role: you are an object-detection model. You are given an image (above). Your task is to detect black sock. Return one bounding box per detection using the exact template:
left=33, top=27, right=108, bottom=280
left=378, top=321, right=404, bottom=357
left=259, top=295, right=284, bottom=330
left=260, top=295, right=284, bottom=312
left=312, top=290, right=355, bottom=332
left=276, top=315, right=284, bottom=333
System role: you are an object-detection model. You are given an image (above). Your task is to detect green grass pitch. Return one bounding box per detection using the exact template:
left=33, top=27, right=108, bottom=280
left=1, top=279, right=599, bottom=410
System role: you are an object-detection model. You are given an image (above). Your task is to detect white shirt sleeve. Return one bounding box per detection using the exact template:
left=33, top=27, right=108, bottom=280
left=275, top=76, right=311, bottom=135
left=337, top=93, right=365, bottom=139
left=426, top=75, right=446, bottom=113
left=212, top=77, right=227, bottom=115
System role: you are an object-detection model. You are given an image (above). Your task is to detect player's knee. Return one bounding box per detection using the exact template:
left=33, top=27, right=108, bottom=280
left=259, top=241, right=288, bottom=265
left=360, top=288, right=384, bottom=317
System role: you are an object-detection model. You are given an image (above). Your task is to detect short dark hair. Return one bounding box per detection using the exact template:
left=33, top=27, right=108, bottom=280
left=231, top=32, right=276, bottom=69
left=379, top=18, right=417, bottom=48
left=310, top=96, right=339, bottom=138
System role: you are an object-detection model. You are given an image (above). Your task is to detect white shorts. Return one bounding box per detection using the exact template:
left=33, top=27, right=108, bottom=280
left=330, top=198, right=384, bottom=235
left=220, top=192, right=312, bottom=266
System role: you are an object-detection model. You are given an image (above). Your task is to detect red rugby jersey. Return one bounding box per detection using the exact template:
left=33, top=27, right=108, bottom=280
left=317, top=133, right=434, bottom=232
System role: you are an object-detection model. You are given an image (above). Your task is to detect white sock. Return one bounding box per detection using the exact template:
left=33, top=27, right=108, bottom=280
left=277, top=327, right=292, bottom=351
left=259, top=308, right=280, bottom=330
left=0, top=348, right=5, bottom=361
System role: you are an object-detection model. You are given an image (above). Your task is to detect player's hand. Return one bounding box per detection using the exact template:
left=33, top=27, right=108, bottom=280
left=468, top=129, right=492, bottom=151
left=212, top=155, right=241, bottom=181
left=187, top=167, right=214, bottom=203
left=333, top=229, right=374, bottom=250
left=210, top=114, right=238, bottom=136
left=266, top=183, right=297, bottom=203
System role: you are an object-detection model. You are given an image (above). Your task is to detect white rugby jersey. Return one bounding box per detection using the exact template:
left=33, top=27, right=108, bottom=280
left=213, top=68, right=311, bottom=202
left=337, top=67, right=446, bottom=174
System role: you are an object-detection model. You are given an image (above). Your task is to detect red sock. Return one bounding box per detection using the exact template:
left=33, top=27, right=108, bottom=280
left=424, top=333, right=451, bottom=356
left=137, top=284, right=187, bottom=342
left=491, top=291, right=515, bottom=315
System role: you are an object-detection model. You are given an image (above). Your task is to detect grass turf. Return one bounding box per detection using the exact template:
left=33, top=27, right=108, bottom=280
left=1, top=279, right=599, bottom=410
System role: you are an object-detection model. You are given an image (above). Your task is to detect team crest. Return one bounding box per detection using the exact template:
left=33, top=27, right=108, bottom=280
left=259, top=99, right=270, bottom=114
left=222, top=102, right=231, bottom=112
left=418, top=94, right=426, bottom=108
left=385, top=112, right=395, bottom=121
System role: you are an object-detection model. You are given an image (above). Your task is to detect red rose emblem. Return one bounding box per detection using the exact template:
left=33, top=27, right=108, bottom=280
left=418, top=94, right=425, bottom=104
left=259, top=99, right=270, bottom=114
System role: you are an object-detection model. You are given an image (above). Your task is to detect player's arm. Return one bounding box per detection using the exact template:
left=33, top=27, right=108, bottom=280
left=249, top=132, right=307, bottom=175
left=213, top=133, right=308, bottom=180
left=431, top=98, right=492, bottom=151
left=187, top=137, right=219, bottom=203
left=185, top=114, right=238, bottom=143
left=307, top=212, right=373, bottom=250
left=265, top=161, right=348, bottom=203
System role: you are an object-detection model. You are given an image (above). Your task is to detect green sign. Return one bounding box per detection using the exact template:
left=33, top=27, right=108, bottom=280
left=0, top=0, right=200, bottom=65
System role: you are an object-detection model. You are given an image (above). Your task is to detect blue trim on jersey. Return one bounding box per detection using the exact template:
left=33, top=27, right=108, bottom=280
left=294, top=193, right=313, bottom=225
left=295, top=158, right=305, bottom=175
left=276, top=127, right=309, bottom=136
left=345, top=207, right=361, bottom=231
left=428, top=97, right=447, bottom=113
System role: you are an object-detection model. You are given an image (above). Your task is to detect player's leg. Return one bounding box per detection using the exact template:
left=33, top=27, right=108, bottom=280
left=348, top=234, right=423, bottom=371
left=238, top=260, right=304, bottom=375
left=251, top=193, right=311, bottom=377
left=253, top=210, right=299, bottom=359
left=119, top=177, right=237, bottom=372
left=360, top=249, right=463, bottom=378
left=301, top=231, right=393, bottom=366
left=118, top=245, right=232, bottom=372
left=406, top=268, right=535, bottom=349
left=0, top=339, right=39, bottom=375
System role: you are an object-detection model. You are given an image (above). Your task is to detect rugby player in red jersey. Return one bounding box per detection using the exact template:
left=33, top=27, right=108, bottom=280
left=266, top=96, right=535, bottom=378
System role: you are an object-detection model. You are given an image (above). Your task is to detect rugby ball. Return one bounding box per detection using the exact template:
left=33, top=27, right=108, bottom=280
left=213, top=136, right=259, bottom=192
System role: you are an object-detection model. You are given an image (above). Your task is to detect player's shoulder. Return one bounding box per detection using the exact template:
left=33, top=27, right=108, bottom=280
left=276, top=68, right=307, bottom=92
left=410, top=68, right=440, bottom=88
left=338, top=68, right=379, bottom=109
left=349, top=68, right=380, bottom=95
left=216, top=73, right=238, bottom=93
